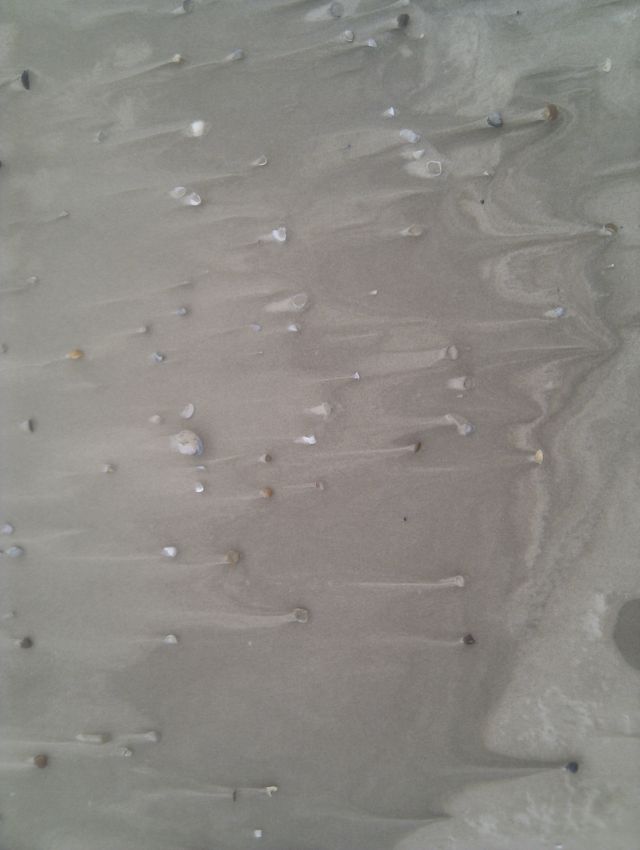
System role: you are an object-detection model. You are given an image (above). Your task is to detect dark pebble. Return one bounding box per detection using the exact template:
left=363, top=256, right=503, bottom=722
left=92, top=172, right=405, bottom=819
left=565, top=761, right=579, bottom=773
left=462, top=633, right=476, bottom=645
left=20, top=70, right=31, bottom=90
left=33, top=754, right=48, bottom=768
left=17, top=637, right=33, bottom=649
left=397, top=13, right=410, bottom=28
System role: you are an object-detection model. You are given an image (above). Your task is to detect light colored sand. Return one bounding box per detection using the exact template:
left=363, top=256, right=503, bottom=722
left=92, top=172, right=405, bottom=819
left=1, top=1, right=639, bottom=848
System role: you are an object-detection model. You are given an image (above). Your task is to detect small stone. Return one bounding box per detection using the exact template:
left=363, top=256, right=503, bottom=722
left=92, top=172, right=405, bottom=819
left=119, top=746, right=133, bottom=757
left=180, top=403, right=195, bottom=420
left=149, top=414, right=163, bottom=425
left=396, top=13, right=410, bottom=27
left=253, top=829, right=264, bottom=839
left=383, top=107, right=396, bottom=118
left=183, top=192, right=202, bottom=207
left=271, top=227, right=287, bottom=243
left=260, top=487, right=274, bottom=499
left=295, top=434, right=317, bottom=446
left=33, top=754, right=48, bottom=768
left=5, top=546, right=24, bottom=558
left=228, top=48, right=245, bottom=61
left=20, top=419, right=34, bottom=433
left=162, top=546, right=178, bottom=558
left=293, top=608, right=309, bottom=623
left=250, top=323, right=262, bottom=332
left=544, top=104, right=559, bottom=122
left=329, top=1, right=343, bottom=18
left=17, top=637, right=33, bottom=649
left=225, top=550, right=241, bottom=566
left=565, top=761, right=579, bottom=774
left=487, top=111, right=503, bottom=128
left=20, top=70, right=31, bottom=90
left=163, top=634, right=179, bottom=644
left=175, top=306, right=189, bottom=316
left=170, top=430, right=204, bottom=456
left=366, top=38, right=377, bottom=48
left=150, top=352, right=166, bottom=364
left=287, top=323, right=300, bottom=333
left=1, top=523, right=14, bottom=535
left=65, top=348, right=84, bottom=360
left=169, top=186, right=187, bottom=199
left=102, top=463, right=116, bottom=474
left=259, top=453, right=272, bottom=463
left=462, top=633, right=476, bottom=645
left=341, top=29, right=355, bottom=42
left=533, top=449, right=544, bottom=465
left=194, top=482, right=205, bottom=494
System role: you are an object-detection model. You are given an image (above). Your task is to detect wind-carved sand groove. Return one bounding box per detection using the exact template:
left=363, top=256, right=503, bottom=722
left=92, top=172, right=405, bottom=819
left=0, top=1, right=638, bottom=849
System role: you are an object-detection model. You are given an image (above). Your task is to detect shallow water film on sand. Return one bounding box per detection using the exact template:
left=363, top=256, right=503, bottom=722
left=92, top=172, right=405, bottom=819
left=1, top=1, right=639, bottom=848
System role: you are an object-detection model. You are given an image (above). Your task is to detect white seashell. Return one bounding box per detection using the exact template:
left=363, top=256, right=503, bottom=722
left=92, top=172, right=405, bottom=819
left=252, top=155, right=268, bottom=167
left=271, top=227, right=287, bottom=242
left=1, top=523, right=14, bottom=535
left=169, top=186, right=187, bottom=199
left=399, top=128, right=421, bottom=144
left=295, top=434, right=317, bottom=445
left=187, top=120, right=207, bottom=137
left=341, top=30, right=355, bottom=42
left=265, top=293, right=308, bottom=313
left=162, top=546, right=178, bottom=558
left=180, top=403, right=195, bottom=420
left=183, top=192, right=201, bottom=206
left=163, top=634, right=179, bottom=644
left=383, top=107, right=396, bottom=118
left=170, top=430, right=204, bottom=456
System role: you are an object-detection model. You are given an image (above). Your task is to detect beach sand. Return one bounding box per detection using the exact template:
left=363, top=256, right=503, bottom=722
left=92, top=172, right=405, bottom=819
left=1, top=1, right=639, bottom=848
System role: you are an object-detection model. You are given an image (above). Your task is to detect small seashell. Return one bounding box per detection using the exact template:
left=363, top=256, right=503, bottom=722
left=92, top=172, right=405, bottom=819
left=366, top=38, right=377, bottom=48
left=341, top=29, right=355, bottom=42
left=149, top=414, right=163, bottom=425
left=162, top=546, right=178, bottom=558
left=533, top=449, right=544, bottom=465
left=287, top=323, right=300, bottom=333
left=20, top=419, right=34, bottom=433
left=102, top=463, right=116, bottom=474
left=119, top=746, right=133, bottom=757
left=174, top=306, right=189, bottom=316
left=259, top=453, right=272, bottom=463
left=253, top=829, right=264, bottom=839
left=151, top=352, right=166, bottom=364
left=163, top=634, right=179, bottom=644
left=293, top=608, right=309, bottom=623
left=180, top=403, right=195, bottom=420
left=187, top=119, right=207, bottom=137
left=545, top=306, right=566, bottom=318
left=194, top=482, right=205, bottom=494
left=183, top=192, right=202, bottom=207
left=252, top=155, right=268, bottom=167
left=295, top=434, right=317, bottom=446
left=65, top=349, right=84, bottom=360
left=487, top=111, right=503, bottom=128
left=227, top=48, right=245, bottom=61
left=462, top=633, right=476, bottom=645
left=225, top=550, right=241, bottom=566
left=260, top=487, right=274, bottom=499
left=399, top=128, right=421, bottom=144
left=169, top=186, right=187, bottom=199
left=383, top=107, right=396, bottom=118
left=271, top=227, right=287, bottom=242
left=329, top=1, right=343, bottom=18
left=1, top=523, right=14, bottom=535
left=5, top=546, right=24, bottom=558
left=170, top=430, right=204, bottom=456
left=169, top=53, right=184, bottom=64
left=76, top=733, right=111, bottom=744
left=543, top=103, right=559, bottom=122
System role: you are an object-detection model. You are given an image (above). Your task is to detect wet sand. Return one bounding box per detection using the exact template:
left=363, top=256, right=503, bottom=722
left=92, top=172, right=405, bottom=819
left=1, top=1, right=640, bottom=848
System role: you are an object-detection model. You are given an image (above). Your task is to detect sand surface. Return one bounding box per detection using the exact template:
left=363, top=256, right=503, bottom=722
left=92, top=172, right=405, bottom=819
left=1, top=1, right=640, bottom=848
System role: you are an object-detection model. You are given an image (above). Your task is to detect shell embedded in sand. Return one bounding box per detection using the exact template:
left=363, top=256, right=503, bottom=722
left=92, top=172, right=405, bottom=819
left=65, top=349, right=84, bottom=360
left=170, top=430, right=204, bottom=456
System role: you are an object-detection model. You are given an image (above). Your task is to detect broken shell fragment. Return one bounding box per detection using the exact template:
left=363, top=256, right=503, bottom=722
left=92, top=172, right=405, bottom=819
left=170, top=430, right=204, bottom=456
